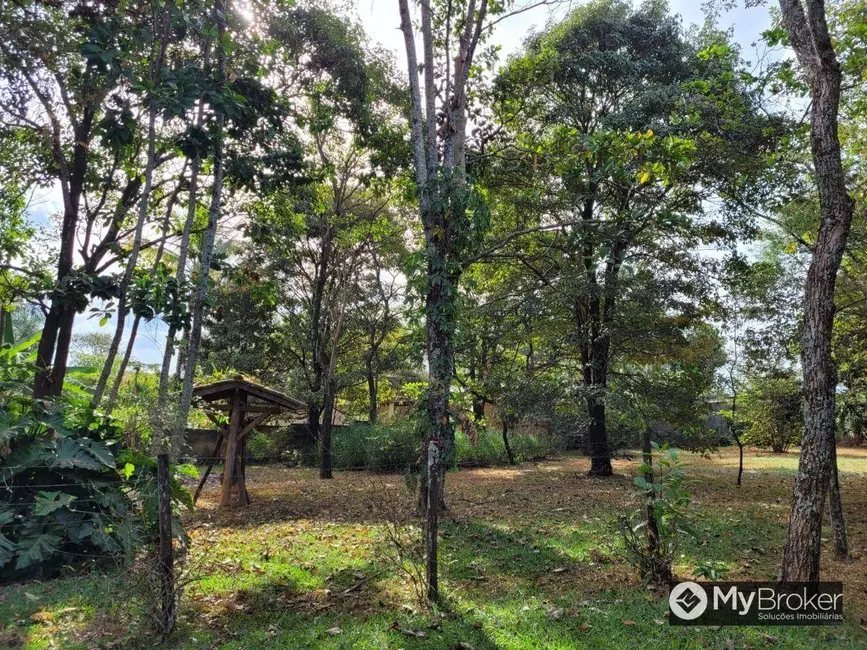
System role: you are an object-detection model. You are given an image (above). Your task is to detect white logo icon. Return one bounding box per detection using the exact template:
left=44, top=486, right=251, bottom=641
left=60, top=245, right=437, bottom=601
left=669, top=581, right=708, bottom=620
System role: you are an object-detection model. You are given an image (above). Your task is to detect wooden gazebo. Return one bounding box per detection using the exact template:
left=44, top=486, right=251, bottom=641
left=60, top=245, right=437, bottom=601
left=191, top=377, right=306, bottom=507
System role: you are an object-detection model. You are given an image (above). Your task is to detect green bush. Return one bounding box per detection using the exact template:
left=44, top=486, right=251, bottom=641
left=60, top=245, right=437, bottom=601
left=0, top=334, right=191, bottom=579
left=310, top=422, right=553, bottom=472
left=454, top=428, right=505, bottom=466
left=741, top=374, right=803, bottom=453
left=508, top=430, right=554, bottom=462
left=456, top=428, right=553, bottom=466
left=246, top=428, right=294, bottom=461
left=331, top=420, right=419, bottom=471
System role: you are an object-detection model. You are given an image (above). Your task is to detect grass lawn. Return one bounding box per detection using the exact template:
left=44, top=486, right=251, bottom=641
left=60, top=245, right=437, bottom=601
left=2, top=447, right=867, bottom=649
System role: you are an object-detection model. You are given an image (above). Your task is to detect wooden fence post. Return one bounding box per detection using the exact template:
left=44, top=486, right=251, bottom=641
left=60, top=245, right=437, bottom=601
left=425, top=440, right=440, bottom=603
left=157, top=452, right=176, bottom=637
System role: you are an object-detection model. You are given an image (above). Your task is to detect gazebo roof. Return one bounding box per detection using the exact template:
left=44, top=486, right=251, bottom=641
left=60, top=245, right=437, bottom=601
left=192, top=377, right=306, bottom=412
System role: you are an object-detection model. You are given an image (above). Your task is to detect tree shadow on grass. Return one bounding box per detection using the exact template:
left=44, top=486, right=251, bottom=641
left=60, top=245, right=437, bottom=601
left=441, top=520, right=591, bottom=585
left=0, top=569, right=142, bottom=649
left=165, top=558, right=506, bottom=650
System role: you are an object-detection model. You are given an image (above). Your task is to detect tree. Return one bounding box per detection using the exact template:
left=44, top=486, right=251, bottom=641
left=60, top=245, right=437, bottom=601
left=718, top=253, right=800, bottom=484
left=355, top=246, right=409, bottom=424
left=0, top=1, right=186, bottom=398
left=397, top=0, right=534, bottom=601
left=91, top=0, right=174, bottom=409
left=493, top=0, right=780, bottom=475
left=774, top=0, right=855, bottom=582
left=741, top=373, right=803, bottom=453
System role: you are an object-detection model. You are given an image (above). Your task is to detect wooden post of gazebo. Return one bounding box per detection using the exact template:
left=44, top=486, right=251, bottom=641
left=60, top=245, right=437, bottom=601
left=221, top=390, right=245, bottom=506
left=190, top=377, right=306, bottom=507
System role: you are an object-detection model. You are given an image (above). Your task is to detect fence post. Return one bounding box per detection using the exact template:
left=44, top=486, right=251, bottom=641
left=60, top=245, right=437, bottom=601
left=425, top=440, right=440, bottom=603
left=157, top=452, right=176, bottom=637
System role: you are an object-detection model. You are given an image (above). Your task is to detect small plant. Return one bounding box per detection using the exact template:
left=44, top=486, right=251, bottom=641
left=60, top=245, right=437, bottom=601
left=366, top=476, right=430, bottom=612
left=618, top=443, right=695, bottom=585
left=694, top=560, right=730, bottom=580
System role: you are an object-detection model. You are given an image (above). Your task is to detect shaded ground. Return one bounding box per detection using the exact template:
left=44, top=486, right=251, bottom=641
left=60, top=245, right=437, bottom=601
left=2, top=447, right=867, bottom=649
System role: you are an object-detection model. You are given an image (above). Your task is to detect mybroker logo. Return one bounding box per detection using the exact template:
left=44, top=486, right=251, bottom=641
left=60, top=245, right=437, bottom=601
left=669, top=582, right=708, bottom=620
left=669, top=582, right=843, bottom=626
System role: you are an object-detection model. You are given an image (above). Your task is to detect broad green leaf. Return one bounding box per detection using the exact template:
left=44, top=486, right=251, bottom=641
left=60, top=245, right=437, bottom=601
left=33, top=491, right=77, bottom=516
left=15, top=533, right=61, bottom=570
left=3, top=312, right=13, bottom=346
left=54, top=438, right=109, bottom=471
left=0, top=533, right=15, bottom=567
left=8, top=332, right=40, bottom=356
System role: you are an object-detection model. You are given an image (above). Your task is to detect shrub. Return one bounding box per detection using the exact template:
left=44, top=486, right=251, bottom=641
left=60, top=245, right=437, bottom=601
left=454, top=428, right=505, bottom=466
left=310, top=422, right=554, bottom=472
left=619, top=444, right=694, bottom=585
left=741, top=374, right=802, bottom=453
left=509, top=430, right=553, bottom=462
left=323, top=420, right=419, bottom=472
left=246, top=428, right=294, bottom=461
left=0, top=335, right=190, bottom=579
left=454, top=428, right=553, bottom=466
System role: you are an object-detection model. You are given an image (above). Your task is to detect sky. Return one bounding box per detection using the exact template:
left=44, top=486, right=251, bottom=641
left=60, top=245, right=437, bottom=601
left=27, top=0, right=776, bottom=367
left=353, top=0, right=775, bottom=71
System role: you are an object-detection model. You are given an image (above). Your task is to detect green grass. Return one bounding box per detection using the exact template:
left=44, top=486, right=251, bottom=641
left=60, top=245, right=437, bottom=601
left=2, top=448, right=867, bottom=649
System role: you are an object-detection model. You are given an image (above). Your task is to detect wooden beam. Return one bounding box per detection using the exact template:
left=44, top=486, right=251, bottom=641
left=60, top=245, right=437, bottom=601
left=238, top=436, right=251, bottom=506
left=204, top=410, right=229, bottom=430
left=193, top=432, right=224, bottom=505
left=221, top=389, right=244, bottom=507
left=207, top=404, right=286, bottom=414
left=237, top=411, right=276, bottom=442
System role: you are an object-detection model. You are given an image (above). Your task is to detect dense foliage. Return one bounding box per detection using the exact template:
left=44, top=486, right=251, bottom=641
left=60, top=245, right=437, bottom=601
left=1, top=0, right=867, bottom=624
left=0, top=332, right=191, bottom=578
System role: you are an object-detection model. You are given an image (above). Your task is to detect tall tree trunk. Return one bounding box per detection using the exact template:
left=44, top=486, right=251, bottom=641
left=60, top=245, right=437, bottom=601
left=734, top=432, right=744, bottom=486
left=732, top=390, right=744, bottom=486
left=34, top=304, right=63, bottom=397
left=828, top=439, right=848, bottom=559
left=398, top=0, right=487, bottom=604
left=579, top=196, right=613, bottom=476
left=34, top=109, right=97, bottom=398
left=419, top=260, right=459, bottom=512
left=174, top=0, right=228, bottom=449
left=43, top=309, right=76, bottom=397
left=105, top=168, right=185, bottom=415
left=320, top=306, right=345, bottom=479
left=306, top=224, right=332, bottom=450
left=502, top=418, right=515, bottom=465
left=585, top=308, right=613, bottom=476
left=320, top=385, right=335, bottom=479
left=424, top=440, right=441, bottom=602
left=778, top=0, right=855, bottom=582
left=92, top=2, right=171, bottom=409
left=366, top=357, right=378, bottom=424
left=586, top=395, right=611, bottom=476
